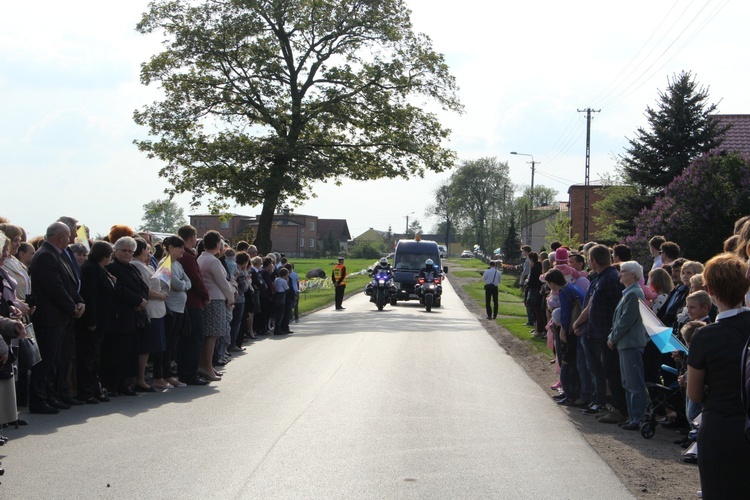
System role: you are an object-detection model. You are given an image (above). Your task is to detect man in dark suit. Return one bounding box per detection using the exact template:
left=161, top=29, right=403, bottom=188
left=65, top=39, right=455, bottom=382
left=56, top=216, right=85, bottom=405
left=28, top=222, right=85, bottom=414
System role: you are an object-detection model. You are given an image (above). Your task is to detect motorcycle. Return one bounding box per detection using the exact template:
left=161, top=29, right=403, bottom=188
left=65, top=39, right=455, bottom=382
left=414, top=274, right=442, bottom=312
left=365, top=269, right=396, bottom=311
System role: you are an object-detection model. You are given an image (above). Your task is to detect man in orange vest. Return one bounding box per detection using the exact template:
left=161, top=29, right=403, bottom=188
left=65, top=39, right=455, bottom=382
left=333, top=257, right=347, bottom=310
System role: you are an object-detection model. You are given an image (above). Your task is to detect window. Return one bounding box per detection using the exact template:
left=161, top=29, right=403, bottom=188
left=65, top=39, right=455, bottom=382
left=300, top=238, right=304, bottom=248
left=309, top=238, right=315, bottom=248
left=309, top=221, right=315, bottom=231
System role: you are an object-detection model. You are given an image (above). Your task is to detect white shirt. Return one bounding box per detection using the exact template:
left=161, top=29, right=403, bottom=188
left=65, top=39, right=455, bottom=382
left=483, top=267, right=501, bottom=286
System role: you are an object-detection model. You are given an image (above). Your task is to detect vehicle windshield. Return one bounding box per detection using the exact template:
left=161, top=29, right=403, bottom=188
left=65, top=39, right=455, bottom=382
left=394, top=252, right=438, bottom=270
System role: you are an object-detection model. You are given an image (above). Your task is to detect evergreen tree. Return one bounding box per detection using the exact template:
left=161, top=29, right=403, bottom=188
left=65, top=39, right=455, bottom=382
left=503, top=218, right=521, bottom=262
left=621, top=71, right=728, bottom=191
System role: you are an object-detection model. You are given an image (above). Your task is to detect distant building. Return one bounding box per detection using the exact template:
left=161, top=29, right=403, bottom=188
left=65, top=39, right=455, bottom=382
left=189, top=209, right=349, bottom=257
left=567, top=181, right=606, bottom=243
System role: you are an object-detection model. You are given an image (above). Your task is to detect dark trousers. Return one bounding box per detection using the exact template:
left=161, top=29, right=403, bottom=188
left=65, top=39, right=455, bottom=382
left=485, top=284, right=498, bottom=318
left=55, top=324, right=76, bottom=398
left=155, top=310, right=184, bottom=380
left=273, top=295, right=286, bottom=333
left=281, top=293, right=294, bottom=331
left=555, top=328, right=579, bottom=399
left=583, top=335, right=608, bottom=407
left=256, top=295, right=272, bottom=333
left=335, top=285, right=345, bottom=309
left=603, top=340, right=627, bottom=415
left=229, top=302, right=245, bottom=347
left=29, top=325, right=65, bottom=407
left=75, top=327, right=104, bottom=400
left=527, top=288, right=546, bottom=334
left=176, top=308, right=203, bottom=379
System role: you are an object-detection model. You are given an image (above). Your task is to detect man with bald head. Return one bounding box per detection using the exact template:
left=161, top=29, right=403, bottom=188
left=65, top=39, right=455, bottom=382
left=28, top=222, right=85, bottom=414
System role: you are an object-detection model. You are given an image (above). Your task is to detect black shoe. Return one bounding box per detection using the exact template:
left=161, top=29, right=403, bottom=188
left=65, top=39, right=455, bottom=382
left=47, top=398, right=72, bottom=410
left=85, top=398, right=100, bottom=405
left=60, top=395, right=85, bottom=406
left=621, top=421, right=641, bottom=431
left=181, top=376, right=210, bottom=386
left=683, top=453, right=698, bottom=464
left=556, top=398, right=568, bottom=405
left=284, top=330, right=294, bottom=334
left=98, top=395, right=111, bottom=403
left=12, top=419, right=29, bottom=427
left=119, top=387, right=138, bottom=396
left=552, top=393, right=566, bottom=401
left=134, top=385, right=156, bottom=393
left=29, top=403, right=60, bottom=415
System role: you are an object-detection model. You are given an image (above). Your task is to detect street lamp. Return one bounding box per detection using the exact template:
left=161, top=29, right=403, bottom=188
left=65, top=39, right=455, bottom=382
left=405, top=211, right=415, bottom=235
left=510, top=152, right=538, bottom=249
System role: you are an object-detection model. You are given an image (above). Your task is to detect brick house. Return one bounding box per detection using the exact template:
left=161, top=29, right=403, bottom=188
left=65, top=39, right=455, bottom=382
left=566, top=181, right=606, bottom=243
left=189, top=210, right=349, bottom=257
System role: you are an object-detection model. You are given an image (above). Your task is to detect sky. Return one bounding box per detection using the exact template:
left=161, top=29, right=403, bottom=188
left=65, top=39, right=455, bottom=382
left=1, top=0, right=747, bottom=242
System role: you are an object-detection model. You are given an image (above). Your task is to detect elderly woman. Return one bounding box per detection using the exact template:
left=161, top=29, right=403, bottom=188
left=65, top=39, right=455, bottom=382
left=0, top=233, right=26, bottom=432
left=607, top=260, right=648, bottom=431
left=131, top=238, right=169, bottom=392
left=103, top=237, right=148, bottom=396
left=687, top=253, right=750, bottom=498
left=76, top=241, right=115, bottom=404
left=0, top=224, right=33, bottom=316
left=196, top=231, right=234, bottom=381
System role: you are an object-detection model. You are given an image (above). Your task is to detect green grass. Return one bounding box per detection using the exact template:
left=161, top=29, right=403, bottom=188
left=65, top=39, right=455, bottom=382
left=453, top=270, right=485, bottom=279
left=454, top=261, right=551, bottom=355
left=291, top=258, right=376, bottom=314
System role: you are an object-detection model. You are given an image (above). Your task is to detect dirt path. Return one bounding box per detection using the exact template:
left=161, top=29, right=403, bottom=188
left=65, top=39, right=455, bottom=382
left=447, top=264, right=700, bottom=500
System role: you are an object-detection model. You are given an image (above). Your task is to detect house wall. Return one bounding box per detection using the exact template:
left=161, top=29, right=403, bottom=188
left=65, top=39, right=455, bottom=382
left=567, top=186, right=605, bottom=242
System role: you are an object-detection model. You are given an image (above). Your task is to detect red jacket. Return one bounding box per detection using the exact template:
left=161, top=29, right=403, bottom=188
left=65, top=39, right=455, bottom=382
left=178, top=248, right=209, bottom=309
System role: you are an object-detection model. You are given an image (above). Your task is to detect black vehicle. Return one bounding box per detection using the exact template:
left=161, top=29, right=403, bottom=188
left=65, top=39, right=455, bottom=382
left=392, top=239, right=447, bottom=304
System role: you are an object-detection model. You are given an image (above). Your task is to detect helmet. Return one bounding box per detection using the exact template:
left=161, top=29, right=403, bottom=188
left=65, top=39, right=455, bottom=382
left=425, top=259, right=434, bottom=267
left=379, top=257, right=388, bottom=265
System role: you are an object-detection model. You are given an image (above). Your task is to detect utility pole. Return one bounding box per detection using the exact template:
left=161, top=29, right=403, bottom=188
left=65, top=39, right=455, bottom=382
left=577, top=108, right=600, bottom=243
left=510, top=152, right=538, bottom=249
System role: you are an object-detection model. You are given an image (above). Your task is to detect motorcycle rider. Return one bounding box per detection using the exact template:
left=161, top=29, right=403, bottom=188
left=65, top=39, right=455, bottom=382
left=368, top=257, right=393, bottom=302
left=372, top=257, right=393, bottom=276
left=418, top=259, right=440, bottom=281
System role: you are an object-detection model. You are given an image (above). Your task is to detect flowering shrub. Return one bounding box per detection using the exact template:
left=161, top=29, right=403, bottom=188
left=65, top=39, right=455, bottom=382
left=631, top=152, right=750, bottom=263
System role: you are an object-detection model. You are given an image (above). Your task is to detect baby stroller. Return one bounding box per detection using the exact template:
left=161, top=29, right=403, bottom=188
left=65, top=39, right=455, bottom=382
left=640, top=365, right=687, bottom=439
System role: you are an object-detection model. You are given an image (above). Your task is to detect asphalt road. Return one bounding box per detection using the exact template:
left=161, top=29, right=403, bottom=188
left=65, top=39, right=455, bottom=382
left=1, top=279, right=633, bottom=499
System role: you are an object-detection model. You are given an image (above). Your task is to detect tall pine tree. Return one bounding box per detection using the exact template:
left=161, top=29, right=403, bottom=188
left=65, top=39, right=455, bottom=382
left=622, top=71, right=729, bottom=191
left=603, top=71, right=729, bottom=240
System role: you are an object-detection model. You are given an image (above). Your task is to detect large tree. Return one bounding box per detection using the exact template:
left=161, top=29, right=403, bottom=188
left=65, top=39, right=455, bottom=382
left=448, top=157, right=511, bottom=251
left=600, top=71, right=729, bottom=240
left=134, top=0, right=462, bottom=253
left=621, top=71, right=728, bottom=191
left=140, top=199, right=186, bottom=233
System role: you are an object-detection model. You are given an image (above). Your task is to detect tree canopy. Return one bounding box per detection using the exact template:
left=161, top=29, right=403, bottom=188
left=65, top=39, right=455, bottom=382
left=134, top=0, right=462, bottom=253
left=140, top=199, right=186, bottom=233
left=621, top=71, right=728, bottom=191
left=626, top=152, right=750, bottom=263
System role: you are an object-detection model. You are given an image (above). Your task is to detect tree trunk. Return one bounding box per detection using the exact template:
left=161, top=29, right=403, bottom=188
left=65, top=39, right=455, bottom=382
left=253, top=161, right=286, bottom=254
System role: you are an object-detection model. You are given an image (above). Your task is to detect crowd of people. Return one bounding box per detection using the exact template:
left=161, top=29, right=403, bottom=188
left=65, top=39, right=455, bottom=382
left=0, top=216, right=304, bottom=476
left=517, top=220, right=750, bottom=499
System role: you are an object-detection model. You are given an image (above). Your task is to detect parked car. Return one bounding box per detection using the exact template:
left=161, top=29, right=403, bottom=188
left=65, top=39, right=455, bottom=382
left=460, top=250, right=473, bottom=259
left=438, top=245, right=447, bottom=258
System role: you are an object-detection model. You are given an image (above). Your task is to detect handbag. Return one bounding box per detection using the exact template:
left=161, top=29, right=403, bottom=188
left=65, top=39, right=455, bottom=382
left=17, top=323, right=42, bottom=370
left=0, top=347, right=15, bottom=380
